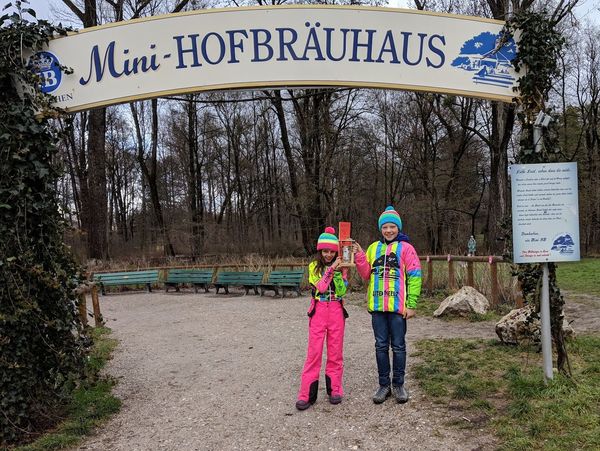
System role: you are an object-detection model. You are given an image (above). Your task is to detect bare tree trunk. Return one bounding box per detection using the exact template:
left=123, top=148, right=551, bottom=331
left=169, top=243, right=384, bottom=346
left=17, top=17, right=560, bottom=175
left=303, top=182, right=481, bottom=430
left=296, top=90, right=327, bottom=252
left=59, top=0, right=109, bottom=259
left=187, top=96, right=203, bottom=255
left=58, top=116, right=83, bottom=229
left=269, top=90, right=314, bottom=253
left=130, top=100, right=175, bottom=256
left=86, top=108, right=109, bottom=259
left=485, top=102, right=515, bottom=253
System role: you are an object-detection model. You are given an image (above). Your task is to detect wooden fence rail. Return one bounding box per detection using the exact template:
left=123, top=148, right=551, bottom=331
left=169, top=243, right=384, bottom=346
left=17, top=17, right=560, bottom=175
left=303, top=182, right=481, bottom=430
left=423, top=255, right=506, bottom=306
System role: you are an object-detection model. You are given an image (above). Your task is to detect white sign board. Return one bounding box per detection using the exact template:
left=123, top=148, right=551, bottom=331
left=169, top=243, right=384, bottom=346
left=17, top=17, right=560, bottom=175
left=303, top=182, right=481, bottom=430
left=511, top=162, right=580, bottom=263
left=28, top=6, right=519, bottom=112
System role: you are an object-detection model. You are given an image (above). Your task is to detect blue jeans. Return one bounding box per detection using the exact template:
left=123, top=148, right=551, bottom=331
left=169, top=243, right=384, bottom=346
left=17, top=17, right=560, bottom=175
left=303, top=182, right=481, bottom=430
left=371, top=311, right=407, bottom=387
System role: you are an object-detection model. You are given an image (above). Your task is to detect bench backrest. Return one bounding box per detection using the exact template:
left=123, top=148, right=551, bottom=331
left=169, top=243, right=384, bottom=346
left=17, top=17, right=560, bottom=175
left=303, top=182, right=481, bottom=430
left=93, top=270, right=160, bottom=286
left=266, top=270, right=305, bottom=284
left=215, top=271, right=264, bottom=285
left=166, top=269, right=214, bottom=283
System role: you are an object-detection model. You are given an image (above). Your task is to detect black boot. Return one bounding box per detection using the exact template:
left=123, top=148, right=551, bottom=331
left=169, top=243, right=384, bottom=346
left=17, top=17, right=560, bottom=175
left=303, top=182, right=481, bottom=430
left=372, top=385, right=391, bottom=404
left=296, top=380, right=319, bottom=411
left=308, top=380, right=319, bottom=404
left=325, top=375, right=332, bottom=397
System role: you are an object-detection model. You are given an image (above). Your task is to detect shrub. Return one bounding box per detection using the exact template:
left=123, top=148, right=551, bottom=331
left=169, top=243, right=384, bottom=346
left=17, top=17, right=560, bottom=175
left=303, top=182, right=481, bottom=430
left=0, top=4, right=86, bottom=445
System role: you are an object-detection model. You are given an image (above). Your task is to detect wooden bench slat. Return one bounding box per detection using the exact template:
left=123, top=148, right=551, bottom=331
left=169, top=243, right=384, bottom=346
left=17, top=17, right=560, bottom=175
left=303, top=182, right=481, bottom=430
left=213, top=271, right=265, bottom=295
left=100, top=279, right=156, bottom=285
left=260, top=270, right=304, bottom=297
left=94, top=270, right=159, bottom=277
left=164, top=269, right=215, bottom=293
left=93, top=270, right=160, bottom=294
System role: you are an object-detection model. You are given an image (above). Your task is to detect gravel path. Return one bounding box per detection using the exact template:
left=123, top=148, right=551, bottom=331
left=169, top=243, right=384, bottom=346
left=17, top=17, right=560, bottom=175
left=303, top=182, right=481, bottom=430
left=75, top=289, right=598, bottom=451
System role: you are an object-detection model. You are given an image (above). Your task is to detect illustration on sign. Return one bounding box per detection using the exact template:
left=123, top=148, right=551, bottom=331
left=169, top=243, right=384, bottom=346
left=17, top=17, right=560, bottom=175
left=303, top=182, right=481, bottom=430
left=28, top=51, right=62, bottom=93
left=451, top=31, right=516, bottom=88
left=551, top=233, right=575, bottom=255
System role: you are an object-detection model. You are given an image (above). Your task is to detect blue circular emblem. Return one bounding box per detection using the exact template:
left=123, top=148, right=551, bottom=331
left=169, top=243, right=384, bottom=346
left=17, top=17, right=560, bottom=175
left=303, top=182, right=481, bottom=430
left=29, top=51, right=62, bottom=93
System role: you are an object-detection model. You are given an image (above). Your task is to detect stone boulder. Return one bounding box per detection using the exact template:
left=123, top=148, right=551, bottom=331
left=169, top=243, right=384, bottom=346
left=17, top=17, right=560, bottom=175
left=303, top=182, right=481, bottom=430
left=433, top=286, right=490, bottom=318
left=495, top=305, right=540, bottom=345
left=495, top=305, right=575, bottom=345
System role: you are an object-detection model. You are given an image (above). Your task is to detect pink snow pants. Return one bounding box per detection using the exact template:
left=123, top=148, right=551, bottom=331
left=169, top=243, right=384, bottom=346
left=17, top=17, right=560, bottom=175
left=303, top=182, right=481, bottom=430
left=297, top=300, right=346, bottom=402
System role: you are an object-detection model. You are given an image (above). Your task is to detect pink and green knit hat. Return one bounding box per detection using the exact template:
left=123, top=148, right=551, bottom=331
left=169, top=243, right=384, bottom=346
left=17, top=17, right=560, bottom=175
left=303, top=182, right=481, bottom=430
left=317, top=227, right=339, bottom=251
left=378, top=205, right=402, bottom=231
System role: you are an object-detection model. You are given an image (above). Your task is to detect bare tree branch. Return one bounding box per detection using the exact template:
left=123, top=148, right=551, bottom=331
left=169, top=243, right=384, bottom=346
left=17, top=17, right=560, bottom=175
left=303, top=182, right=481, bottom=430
left=172, top=0, right=192, bottom=13
left=551, top=0, right=579, bottom=26
left=60, top=0, right=85, bottom=22
left=132, top=0, right=152, bottom=19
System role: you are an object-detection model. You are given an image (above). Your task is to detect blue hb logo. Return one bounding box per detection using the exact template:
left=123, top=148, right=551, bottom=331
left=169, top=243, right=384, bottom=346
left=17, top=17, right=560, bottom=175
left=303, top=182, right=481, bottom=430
left=29, top=51, right=62, bottom=93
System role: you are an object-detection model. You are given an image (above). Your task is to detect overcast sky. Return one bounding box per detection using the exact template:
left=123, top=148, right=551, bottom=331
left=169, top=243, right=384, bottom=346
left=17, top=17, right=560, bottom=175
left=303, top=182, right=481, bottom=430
left=22, top=0, right=600, bottom=26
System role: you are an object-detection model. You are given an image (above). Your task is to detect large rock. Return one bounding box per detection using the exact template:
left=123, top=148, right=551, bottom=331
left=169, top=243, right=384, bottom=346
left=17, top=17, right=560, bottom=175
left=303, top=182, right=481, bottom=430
left=433, top=286, right=490, bottom=317
left=495, top=305, right=540, bottom=345
left=495, top=305, right=575, bottom=345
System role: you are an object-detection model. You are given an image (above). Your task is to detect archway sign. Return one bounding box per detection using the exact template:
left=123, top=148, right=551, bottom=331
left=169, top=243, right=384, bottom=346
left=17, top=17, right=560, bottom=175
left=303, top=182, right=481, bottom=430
left=29, top=5, right=519, bottom=112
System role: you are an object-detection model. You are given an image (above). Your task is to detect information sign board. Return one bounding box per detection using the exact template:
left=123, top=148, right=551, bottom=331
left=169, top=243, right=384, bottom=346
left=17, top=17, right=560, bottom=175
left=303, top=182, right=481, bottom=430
left=511, top=162, right=580, bottom=263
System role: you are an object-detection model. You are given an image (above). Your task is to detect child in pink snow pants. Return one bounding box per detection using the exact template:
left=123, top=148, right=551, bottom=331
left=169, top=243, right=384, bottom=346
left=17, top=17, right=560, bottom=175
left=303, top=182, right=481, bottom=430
left=296, top=227, right=349, bottom=411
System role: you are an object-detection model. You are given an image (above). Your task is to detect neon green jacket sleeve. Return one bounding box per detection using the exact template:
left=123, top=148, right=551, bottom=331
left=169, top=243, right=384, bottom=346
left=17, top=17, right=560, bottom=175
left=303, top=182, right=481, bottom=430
left=332, top=271, right=348, bottom=298
left=308, top=261, right=347, bottom=298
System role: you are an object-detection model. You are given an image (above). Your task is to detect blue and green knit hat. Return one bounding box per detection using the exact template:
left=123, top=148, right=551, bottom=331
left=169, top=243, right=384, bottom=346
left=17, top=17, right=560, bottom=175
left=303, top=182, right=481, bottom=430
left=378, top=205, right=402, bottom=231
left=317, top=226, right=339, bottom=251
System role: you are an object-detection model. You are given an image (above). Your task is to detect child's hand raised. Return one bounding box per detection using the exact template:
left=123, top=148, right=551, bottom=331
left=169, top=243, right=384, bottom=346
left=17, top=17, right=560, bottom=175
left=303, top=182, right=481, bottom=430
left=352, top=242, right=363, bottom=254
left=331, top=257, right=342, bottom=271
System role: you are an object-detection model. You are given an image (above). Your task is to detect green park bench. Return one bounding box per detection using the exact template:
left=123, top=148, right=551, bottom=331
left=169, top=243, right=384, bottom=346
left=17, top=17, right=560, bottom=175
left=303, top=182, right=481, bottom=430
left=260, top=269, right=305, bottom=297
left=213, top=271, right=264, bottom=295
left=93, top=270, right=160, bottom=295
left=164, top=269, right=215, bottom=293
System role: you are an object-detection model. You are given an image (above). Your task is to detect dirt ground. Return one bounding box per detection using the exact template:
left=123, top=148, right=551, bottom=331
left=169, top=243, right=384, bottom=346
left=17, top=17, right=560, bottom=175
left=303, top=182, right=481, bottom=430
left=75, top=289, right=599, bottom=451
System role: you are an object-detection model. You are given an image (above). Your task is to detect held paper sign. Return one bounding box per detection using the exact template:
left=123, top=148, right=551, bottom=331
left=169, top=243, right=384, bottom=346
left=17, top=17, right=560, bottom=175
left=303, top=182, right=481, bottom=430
left=511, top=162, right=580, bottom=263
left=27, top=6, right=519, bottom=112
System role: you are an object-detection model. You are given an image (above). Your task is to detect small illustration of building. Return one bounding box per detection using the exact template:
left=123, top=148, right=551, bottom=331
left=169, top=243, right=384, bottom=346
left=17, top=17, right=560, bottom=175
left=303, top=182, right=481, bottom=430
left=551, top=234, right=575, bottom=254
left=452, top=32, right=516, bottom=88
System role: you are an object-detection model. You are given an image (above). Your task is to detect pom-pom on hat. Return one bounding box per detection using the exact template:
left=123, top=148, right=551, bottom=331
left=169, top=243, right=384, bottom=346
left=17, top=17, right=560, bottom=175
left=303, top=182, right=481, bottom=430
left=317, top=226, right=339, bottom=251
left=378, top=206, right=402, bottom=231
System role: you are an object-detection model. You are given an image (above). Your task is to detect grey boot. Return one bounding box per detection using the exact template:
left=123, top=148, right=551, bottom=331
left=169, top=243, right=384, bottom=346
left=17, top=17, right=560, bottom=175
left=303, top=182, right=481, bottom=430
left=392, top=385, right=409, bottom=403
left=372, top=385, right=391, bottom=404
left=295, top=399, right=311, bottom=410
left=329, top=394, right=343, bottom=405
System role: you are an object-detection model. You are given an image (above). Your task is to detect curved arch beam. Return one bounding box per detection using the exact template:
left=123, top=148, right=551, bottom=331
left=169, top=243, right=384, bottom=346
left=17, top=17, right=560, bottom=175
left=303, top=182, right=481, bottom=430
left=29, top=5, right=519, bottom=112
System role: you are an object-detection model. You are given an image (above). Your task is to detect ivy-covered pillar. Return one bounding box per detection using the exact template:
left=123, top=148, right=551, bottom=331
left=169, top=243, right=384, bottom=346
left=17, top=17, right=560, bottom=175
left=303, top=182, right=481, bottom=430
left=506, top=10, right=571, bottom=375
left=0, top=5, right=86, bottom=444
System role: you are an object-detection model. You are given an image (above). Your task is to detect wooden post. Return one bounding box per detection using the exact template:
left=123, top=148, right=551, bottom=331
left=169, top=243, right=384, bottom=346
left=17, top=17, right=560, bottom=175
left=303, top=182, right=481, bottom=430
left=467, top=261, right=474, bottom=288
left=515, top=279, right=524, bottom=308
left=426, top=256, right=433, bottom=294
left=91, top=284, right=103, bottom=327
left=448, top=255, right=457, bottom=290
left=77, top=292, right=88, bottom=327
left=489, top=256, right=499, bottom=307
